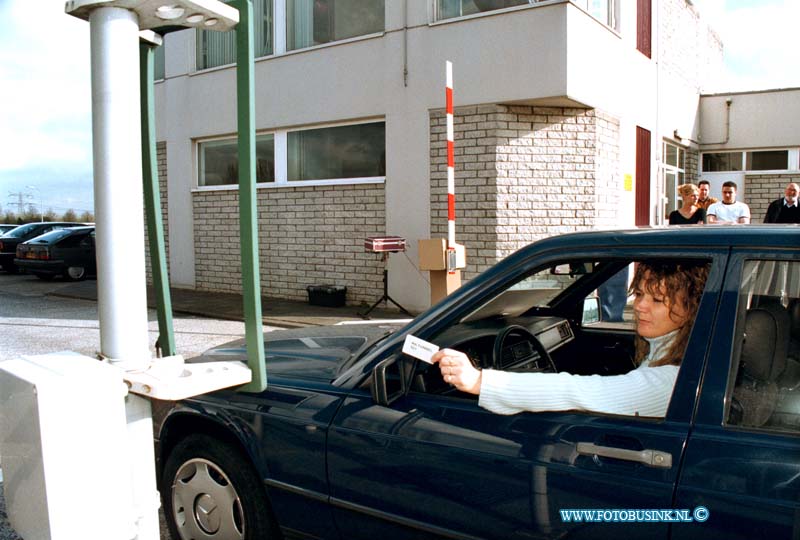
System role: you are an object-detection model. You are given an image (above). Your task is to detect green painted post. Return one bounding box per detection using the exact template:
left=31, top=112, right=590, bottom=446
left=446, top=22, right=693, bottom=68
left=235, top=0, right=267, bottom=392
left=140, top=41, right=176, bottom=358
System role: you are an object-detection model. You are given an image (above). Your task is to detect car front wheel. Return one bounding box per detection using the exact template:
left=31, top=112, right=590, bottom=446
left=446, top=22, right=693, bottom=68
left=162, top=434, right=278, bottom=540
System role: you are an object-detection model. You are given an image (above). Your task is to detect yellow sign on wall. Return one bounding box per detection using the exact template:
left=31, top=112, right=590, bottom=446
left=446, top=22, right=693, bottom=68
left=624, top=174, right=633, bottom=191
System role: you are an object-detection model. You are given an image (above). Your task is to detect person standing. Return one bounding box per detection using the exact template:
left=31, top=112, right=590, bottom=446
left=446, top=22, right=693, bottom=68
left=707, top=181, right=751, bottom=224
left=697, top=180, right=718, bottom=211
left=669, top=184, right=706, bottom=225
left=764, top=182, right=800, bottom=223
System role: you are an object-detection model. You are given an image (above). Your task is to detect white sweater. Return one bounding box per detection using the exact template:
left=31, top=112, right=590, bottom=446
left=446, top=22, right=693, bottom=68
left=478, top=332, right=679, bottom=417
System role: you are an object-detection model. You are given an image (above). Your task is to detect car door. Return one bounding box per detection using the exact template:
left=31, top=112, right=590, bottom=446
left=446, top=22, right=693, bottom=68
left=327, top=251, right=726, bottom=539
left=674, top=252, right=800, bottom=539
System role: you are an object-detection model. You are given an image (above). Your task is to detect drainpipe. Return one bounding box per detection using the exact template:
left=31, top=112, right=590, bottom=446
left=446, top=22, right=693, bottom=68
left=700, top=97, right=732, bottom=146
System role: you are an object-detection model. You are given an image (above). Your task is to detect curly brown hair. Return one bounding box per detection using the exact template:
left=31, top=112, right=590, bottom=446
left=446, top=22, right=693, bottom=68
left=630, top=260, right=710, bottom=367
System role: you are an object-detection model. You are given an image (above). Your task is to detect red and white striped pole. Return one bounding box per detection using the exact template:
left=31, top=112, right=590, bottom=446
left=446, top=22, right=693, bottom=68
left=445, top=61, right=456, bottom=267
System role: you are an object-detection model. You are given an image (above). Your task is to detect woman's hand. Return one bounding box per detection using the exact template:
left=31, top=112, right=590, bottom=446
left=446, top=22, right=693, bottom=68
left=431, top=348, right=482, bottom=395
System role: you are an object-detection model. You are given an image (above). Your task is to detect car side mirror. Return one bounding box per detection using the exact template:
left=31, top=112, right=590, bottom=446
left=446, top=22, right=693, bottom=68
left=371, top=356, right=407, bottom=406
left=582, top=297, right=601, bottom=325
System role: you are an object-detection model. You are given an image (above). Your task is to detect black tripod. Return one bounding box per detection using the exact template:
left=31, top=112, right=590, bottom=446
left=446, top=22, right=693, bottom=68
left=360, top=252, right=413, bottom=319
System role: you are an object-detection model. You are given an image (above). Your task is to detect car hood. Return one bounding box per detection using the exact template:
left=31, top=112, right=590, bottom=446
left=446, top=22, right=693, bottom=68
left=191, top=322, right=406, bottom=381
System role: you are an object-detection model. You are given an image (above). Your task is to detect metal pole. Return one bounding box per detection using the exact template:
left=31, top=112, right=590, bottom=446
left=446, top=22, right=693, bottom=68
left=140, top=41, right=176, bottom=357
left=90, top=6, right=151, bottom=366
left=88, top=7, right=159, bottom=539
left=235, top=0, right=267, bottom=392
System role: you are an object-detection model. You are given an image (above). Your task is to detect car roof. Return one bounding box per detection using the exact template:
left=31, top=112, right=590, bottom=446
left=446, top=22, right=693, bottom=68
left=524, top=225, right=800, bottom=253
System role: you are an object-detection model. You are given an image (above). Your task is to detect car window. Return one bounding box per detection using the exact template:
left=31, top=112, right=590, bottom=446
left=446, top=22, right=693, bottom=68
left=411, top=256, right=712, bottom=420
left=28, top=228, right=75, bottom=244
left=4, top=223, right=39, bottom=238
left=725, top=259, right=800, bottom=433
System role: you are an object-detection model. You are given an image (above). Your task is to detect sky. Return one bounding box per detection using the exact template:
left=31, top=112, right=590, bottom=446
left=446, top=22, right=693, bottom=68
left=1, top=0, right=798, bottom=217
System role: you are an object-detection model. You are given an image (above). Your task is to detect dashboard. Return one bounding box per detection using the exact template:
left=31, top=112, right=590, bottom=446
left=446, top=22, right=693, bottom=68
left=413, top=316, right=574, bottom=395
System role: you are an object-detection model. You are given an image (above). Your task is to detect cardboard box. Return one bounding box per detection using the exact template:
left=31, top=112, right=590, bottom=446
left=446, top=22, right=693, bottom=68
left=430, top=270, right=461, bottom=304
left=419, top=239, right=466, bottom=270
left=419, top=239, right=447, bottom=270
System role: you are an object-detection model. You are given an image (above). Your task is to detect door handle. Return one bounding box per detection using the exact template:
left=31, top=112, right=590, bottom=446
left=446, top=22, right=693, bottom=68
left=577, top=442, right=672, bottom=469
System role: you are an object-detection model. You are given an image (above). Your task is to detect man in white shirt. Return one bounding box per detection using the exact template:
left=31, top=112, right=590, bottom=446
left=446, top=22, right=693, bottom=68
left=707, top=181, right=751, bottom=224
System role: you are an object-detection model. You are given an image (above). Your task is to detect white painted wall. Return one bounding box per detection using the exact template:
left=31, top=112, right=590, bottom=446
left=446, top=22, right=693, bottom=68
left=700, top=89, right=800, bottom=150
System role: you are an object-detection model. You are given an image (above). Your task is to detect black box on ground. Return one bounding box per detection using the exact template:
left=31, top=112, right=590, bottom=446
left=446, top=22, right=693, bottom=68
left=306, top=285, right=347, bottom=307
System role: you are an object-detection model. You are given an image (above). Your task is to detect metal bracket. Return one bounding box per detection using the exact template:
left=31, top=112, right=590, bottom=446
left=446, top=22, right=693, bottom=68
left=122, top=355, right=252, bottom=400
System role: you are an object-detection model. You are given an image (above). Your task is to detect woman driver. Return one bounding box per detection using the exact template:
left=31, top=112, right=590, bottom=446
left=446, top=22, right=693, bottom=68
left=431, top=260, right=710, bottom=417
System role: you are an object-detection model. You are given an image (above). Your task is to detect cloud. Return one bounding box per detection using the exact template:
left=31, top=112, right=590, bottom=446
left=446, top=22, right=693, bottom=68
left=0, top=1, right=92, bottom=172
left=694, top=0, right=800, bottom=91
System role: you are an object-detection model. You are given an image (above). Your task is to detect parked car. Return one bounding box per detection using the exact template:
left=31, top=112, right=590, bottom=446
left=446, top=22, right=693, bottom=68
left=14, top=226, right=96, bottom=280
left=0, top=224, right=17, bottom=235
left=153, top=226, right=800, bottom=540
left=0, top=222, right=85, bottom=273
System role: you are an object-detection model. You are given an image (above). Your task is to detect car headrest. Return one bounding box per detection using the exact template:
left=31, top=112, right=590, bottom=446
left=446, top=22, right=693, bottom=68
left=788, top=299, right=800, bottom=341
left=741, top=304, right=789, bottom=382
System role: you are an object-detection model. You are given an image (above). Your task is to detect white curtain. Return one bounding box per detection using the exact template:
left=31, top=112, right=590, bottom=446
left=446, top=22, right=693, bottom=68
left=288, top=0, right=314, bottom=51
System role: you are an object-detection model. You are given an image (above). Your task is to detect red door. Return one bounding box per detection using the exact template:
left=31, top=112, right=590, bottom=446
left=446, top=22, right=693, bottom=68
left=635, top=126, right=651, bottom=226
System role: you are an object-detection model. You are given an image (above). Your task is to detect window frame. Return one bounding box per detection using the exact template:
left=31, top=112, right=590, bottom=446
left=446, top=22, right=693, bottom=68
left=661, top=140, right=686, bottom=221
left=196, top=132, right=277, bottom=189
left=285, top=0, right=386, bottom=52
left=405, top=250, right=718, bottom=424
left=194, top=118, right=386, bottom=192
left=431, top=0, right=618, bottom=31
left=701, top=149, right=799, bottom=173
left=193, top=0, right=386, bottom=71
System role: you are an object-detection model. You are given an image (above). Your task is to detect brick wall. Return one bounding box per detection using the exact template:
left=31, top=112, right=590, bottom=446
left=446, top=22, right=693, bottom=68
left=745, top=173, right=796, bottom=223
left=685, top=148, right=699, bottom=184
left=144, top=141, right=170, bottom=283
left=193, top=183, right=385, bottom=304
left=430, top=104, right=621, bottom=280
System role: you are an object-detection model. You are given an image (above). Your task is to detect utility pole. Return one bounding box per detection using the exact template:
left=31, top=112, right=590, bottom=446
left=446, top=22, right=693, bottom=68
left=6, top=192, right=31, bottom=215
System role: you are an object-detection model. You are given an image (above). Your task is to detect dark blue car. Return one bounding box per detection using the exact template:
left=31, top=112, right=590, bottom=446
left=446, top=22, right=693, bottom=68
left=153, top=226, right=800, bottom=540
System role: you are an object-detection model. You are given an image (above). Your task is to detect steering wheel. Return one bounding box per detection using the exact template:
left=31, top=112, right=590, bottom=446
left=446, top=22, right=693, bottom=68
left=492, top=324, right=557, bottom=373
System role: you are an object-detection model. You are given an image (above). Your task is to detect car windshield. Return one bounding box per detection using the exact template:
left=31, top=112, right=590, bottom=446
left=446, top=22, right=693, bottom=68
left=461, top=261, right=599, bottom=322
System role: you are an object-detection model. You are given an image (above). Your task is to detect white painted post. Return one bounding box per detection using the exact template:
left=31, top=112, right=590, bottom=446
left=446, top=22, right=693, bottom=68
left=90, top=6, right=152, bottom=368
left=87, top=8, right=159, bottom=539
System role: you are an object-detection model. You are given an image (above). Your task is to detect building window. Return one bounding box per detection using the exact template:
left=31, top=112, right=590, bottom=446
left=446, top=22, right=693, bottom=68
left=286, top=0, right=384, bottom=51
left=287, top=122, right=385, bottom=181
left=702, top=152, right=743, bottom=172
left=573, top=0, right=617, bottom=27
left=198, top=135, right=275, bottom=186
left=702, top=150, right=790, bottom=172
left=662, top=141, right=685, bottom=217
left=197, top=0, right=273, bottom=70
left=746, top=150, right=788, bottom=171
left=435, top=0, right=530, bottom=21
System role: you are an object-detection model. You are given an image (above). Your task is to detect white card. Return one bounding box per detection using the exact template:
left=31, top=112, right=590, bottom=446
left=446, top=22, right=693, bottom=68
left=402, top=334, right=440, bottom=364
